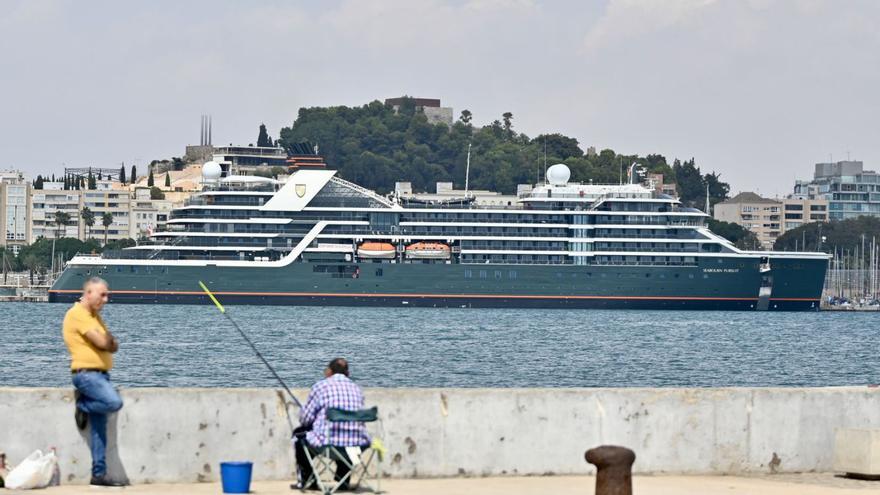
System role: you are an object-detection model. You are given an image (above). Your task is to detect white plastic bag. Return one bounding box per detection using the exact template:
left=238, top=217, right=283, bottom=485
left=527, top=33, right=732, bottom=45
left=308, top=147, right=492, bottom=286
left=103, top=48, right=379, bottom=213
left=5, top=450, right=58, bottom=490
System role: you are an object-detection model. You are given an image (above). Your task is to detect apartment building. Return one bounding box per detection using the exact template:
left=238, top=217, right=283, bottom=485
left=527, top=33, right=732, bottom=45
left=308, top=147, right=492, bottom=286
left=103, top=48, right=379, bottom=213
left=30, top=183, right=83, bottom=240
left=81, top=182, right=134, bottom=242
left=793, top=160, right=880, bottom=220
left=0, top=171, right=32, bottom=253
left=714, top=192, right=782, bottom=249
left=782, top=197, right=829, bottom=232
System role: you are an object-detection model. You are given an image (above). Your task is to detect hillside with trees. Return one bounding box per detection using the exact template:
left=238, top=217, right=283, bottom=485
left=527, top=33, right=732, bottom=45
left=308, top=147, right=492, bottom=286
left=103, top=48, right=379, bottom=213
left=774, top=217, right=880, bottom=252
left=277, top=98, right=729, bottom=208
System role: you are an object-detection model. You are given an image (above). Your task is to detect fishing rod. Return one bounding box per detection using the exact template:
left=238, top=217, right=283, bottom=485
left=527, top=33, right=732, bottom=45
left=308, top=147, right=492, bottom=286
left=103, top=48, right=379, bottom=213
left=198, top=281, right=303, bottom=409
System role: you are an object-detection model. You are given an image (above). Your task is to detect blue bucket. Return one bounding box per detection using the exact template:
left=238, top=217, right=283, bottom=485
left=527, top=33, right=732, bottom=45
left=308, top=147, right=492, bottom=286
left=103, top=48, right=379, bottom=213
left=220, top=461, right=253, bottom=494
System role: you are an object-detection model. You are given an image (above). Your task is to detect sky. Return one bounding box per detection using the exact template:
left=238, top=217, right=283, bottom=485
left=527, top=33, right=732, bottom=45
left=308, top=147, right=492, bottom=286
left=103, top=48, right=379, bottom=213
left=1, top=0, right=878, bottom=197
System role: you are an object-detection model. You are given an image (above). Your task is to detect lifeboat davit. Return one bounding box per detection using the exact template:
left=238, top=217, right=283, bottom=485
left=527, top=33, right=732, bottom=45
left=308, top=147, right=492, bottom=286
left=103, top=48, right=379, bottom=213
left=405, top=242, right=451, bottom=260
left=357, top=242, right=396, bottom=259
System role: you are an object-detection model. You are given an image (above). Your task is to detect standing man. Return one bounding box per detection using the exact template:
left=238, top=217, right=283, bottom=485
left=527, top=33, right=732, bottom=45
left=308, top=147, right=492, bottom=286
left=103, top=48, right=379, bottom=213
left=62, top=277, right=125, bottom=487
left=293, top=358, right=370, bottom=491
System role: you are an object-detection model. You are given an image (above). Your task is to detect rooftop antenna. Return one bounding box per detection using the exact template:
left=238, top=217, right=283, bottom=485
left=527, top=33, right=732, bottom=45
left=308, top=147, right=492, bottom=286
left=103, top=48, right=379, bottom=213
left=465, top=143, right=472, bottom=197
left=208, top=115, right=212, bottom=146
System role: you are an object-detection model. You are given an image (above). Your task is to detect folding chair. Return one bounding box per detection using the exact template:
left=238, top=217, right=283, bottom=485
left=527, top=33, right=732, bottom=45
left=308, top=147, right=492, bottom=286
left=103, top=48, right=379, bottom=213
left=301, top=406, right=383, bottom=494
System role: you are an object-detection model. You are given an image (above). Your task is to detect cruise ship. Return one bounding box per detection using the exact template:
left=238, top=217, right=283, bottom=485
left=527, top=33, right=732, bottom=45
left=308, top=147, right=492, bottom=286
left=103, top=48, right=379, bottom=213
left=50, top=155, right=829, bottom=310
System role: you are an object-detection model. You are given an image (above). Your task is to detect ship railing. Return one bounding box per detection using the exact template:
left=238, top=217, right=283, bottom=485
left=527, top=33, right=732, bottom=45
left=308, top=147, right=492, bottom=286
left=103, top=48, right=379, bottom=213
left=329, top=176, right=398, bottom=209
left=460, top=260, right=575, bottom=265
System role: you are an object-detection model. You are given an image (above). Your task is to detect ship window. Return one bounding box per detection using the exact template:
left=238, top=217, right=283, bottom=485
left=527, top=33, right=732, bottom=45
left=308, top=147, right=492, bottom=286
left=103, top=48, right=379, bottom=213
left=130, top=266, right=137, bottom=273
left=674, top=273, right=680, bottom=278
left=375, top=268, right=383, bottom=277
left=464, top=269, right=473, bottom=279
left=495, top=271, right=502, bottom=279
left=688, top=274, right=695, bottom=279
left=703, top=274, right=709, bottom=279
left=479, top=270, right=487, bottom=279
left=508, top=271, right=517, bottom=279
left=116, top=267, right=122, bottom=273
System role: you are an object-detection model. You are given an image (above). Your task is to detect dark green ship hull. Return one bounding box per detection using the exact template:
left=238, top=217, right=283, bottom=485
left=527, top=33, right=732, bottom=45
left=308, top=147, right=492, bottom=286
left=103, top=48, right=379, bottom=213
left=49, top=255, right=827, bottom=311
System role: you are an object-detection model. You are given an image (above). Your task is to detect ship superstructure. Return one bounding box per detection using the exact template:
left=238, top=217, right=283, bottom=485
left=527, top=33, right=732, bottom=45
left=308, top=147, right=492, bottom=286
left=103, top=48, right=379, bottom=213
left=50, top=161, right=829, bottom=310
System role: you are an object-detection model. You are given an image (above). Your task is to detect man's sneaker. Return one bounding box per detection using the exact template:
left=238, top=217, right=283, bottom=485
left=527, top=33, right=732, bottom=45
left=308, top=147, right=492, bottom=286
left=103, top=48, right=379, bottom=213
left=90, top=476, right=126, bottom=488
left=74, top=391, right=88, bottom=430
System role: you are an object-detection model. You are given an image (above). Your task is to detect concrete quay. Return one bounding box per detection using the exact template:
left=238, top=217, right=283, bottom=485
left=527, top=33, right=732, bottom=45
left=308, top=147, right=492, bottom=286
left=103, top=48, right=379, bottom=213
left=33, top=474, right=880, bottom=494
left=1, top=387, right=879, bottom=485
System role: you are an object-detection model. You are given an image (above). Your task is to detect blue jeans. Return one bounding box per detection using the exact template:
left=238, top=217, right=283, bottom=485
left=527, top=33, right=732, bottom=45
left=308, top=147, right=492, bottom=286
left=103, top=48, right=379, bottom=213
left=72, top=371, right=123, bottom=478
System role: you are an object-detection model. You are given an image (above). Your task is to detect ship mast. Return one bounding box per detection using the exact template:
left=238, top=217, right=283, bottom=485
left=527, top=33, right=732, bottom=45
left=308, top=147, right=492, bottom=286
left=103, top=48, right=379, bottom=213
left=465, top=143, right=472, bottom=198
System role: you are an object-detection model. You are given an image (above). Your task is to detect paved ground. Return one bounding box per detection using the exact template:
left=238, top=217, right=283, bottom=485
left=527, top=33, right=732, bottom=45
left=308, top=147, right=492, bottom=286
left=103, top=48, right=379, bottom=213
left=34, top=474, right=880, bottom=494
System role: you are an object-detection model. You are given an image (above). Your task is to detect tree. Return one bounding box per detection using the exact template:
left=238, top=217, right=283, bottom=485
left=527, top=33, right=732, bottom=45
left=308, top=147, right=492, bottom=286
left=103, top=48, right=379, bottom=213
left=673, top=158, right=705, bottom=208
left=704, top=171, right=730, bottom=209
left=87, top=171, right=96, bottom=190
left=81, top=207, right=95, bottom=239
left=534, top=133, right=583, bottom=160
left=150, top=187, right=165, bottom=200
left=502, top=112, right=514, bottom=139
left=276, top=99, right=730, bottom=196
left=164, top=172, right=171, bottom=188
left=102, top=212, right=114, bottom=245
left=147, top=169, right=155, bottom=187
left=34, top=175, right=44, bottom=189
left=130, top=165, right=137, bottom=184
left=54, top=211, right=71, bottom=238
left=257, top=123, right=272, bottom=147
left=774, top=217, right=880, bottom=252
left=707, top=218, right=760, bottom=250
left=119, top=166, right=126, bottom=184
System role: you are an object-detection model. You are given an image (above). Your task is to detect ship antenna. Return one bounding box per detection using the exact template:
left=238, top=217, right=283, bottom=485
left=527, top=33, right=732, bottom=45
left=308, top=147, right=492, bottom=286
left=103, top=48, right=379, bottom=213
left=543, top=136, right=547, bottom=181
left=465, top=142, right=472, bottom=197
left=705, top=182, right=710, bottom=214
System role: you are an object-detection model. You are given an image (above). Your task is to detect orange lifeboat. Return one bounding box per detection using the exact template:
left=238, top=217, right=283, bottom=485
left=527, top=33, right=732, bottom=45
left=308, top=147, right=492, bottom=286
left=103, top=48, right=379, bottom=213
left=357, top=242, right=396, bottom=259
left=405, top=242, right=451, bottom=260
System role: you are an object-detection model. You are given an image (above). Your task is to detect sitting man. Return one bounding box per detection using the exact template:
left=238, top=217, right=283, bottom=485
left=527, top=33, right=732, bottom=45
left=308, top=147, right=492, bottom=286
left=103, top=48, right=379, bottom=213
left=294, top=358, right=371, bottom=491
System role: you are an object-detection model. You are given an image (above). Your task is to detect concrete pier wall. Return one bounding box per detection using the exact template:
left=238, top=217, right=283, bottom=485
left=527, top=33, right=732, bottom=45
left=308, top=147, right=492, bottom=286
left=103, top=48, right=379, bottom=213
left=0, top=387, right=878, bottom=484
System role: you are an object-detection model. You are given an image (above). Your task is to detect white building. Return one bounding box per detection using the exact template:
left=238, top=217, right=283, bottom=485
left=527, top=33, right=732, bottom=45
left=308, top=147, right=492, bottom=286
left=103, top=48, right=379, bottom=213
left=30, top=183, right=83, bottom=240
left=0, top=171, right=32, bottom=253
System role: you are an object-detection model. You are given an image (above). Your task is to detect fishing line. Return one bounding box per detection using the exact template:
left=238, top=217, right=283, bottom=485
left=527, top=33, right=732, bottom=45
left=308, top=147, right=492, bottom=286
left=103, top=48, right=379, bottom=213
left=198, top=281, right=303, bottom=409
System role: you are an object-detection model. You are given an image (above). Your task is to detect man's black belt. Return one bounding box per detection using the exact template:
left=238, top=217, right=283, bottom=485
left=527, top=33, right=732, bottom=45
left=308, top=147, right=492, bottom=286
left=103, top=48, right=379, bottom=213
left=72, top=368, right=108, bottom=374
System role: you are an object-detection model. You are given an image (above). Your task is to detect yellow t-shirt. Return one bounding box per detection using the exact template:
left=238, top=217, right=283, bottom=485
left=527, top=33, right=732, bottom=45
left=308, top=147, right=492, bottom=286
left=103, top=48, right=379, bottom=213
left=62, top=302, right=113, bottom=371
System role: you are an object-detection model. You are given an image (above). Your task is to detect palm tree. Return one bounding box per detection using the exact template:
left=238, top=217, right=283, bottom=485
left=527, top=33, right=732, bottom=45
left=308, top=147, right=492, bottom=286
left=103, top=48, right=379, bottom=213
left=54, top=211, right=71, bottom=238
left=102, top=212, right=114, bottom=246
left=81, top=207, right=95, bottom=240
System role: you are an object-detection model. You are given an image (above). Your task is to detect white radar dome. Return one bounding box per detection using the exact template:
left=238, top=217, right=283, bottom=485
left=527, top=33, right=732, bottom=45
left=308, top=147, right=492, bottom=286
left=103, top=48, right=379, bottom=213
left=202, top=161, right=222, bottom=180
left=546, top=163, right=571, bottom=185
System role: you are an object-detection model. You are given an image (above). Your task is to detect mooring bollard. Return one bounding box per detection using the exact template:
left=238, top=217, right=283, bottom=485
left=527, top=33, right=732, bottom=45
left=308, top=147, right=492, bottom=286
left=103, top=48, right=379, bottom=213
left=585, top=445, right=636, bottom=495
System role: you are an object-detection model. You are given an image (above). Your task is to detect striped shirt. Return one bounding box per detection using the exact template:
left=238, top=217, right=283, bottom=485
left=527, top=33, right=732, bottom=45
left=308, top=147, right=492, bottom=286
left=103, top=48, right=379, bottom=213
left=300, top=373, right=370, bottom=447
